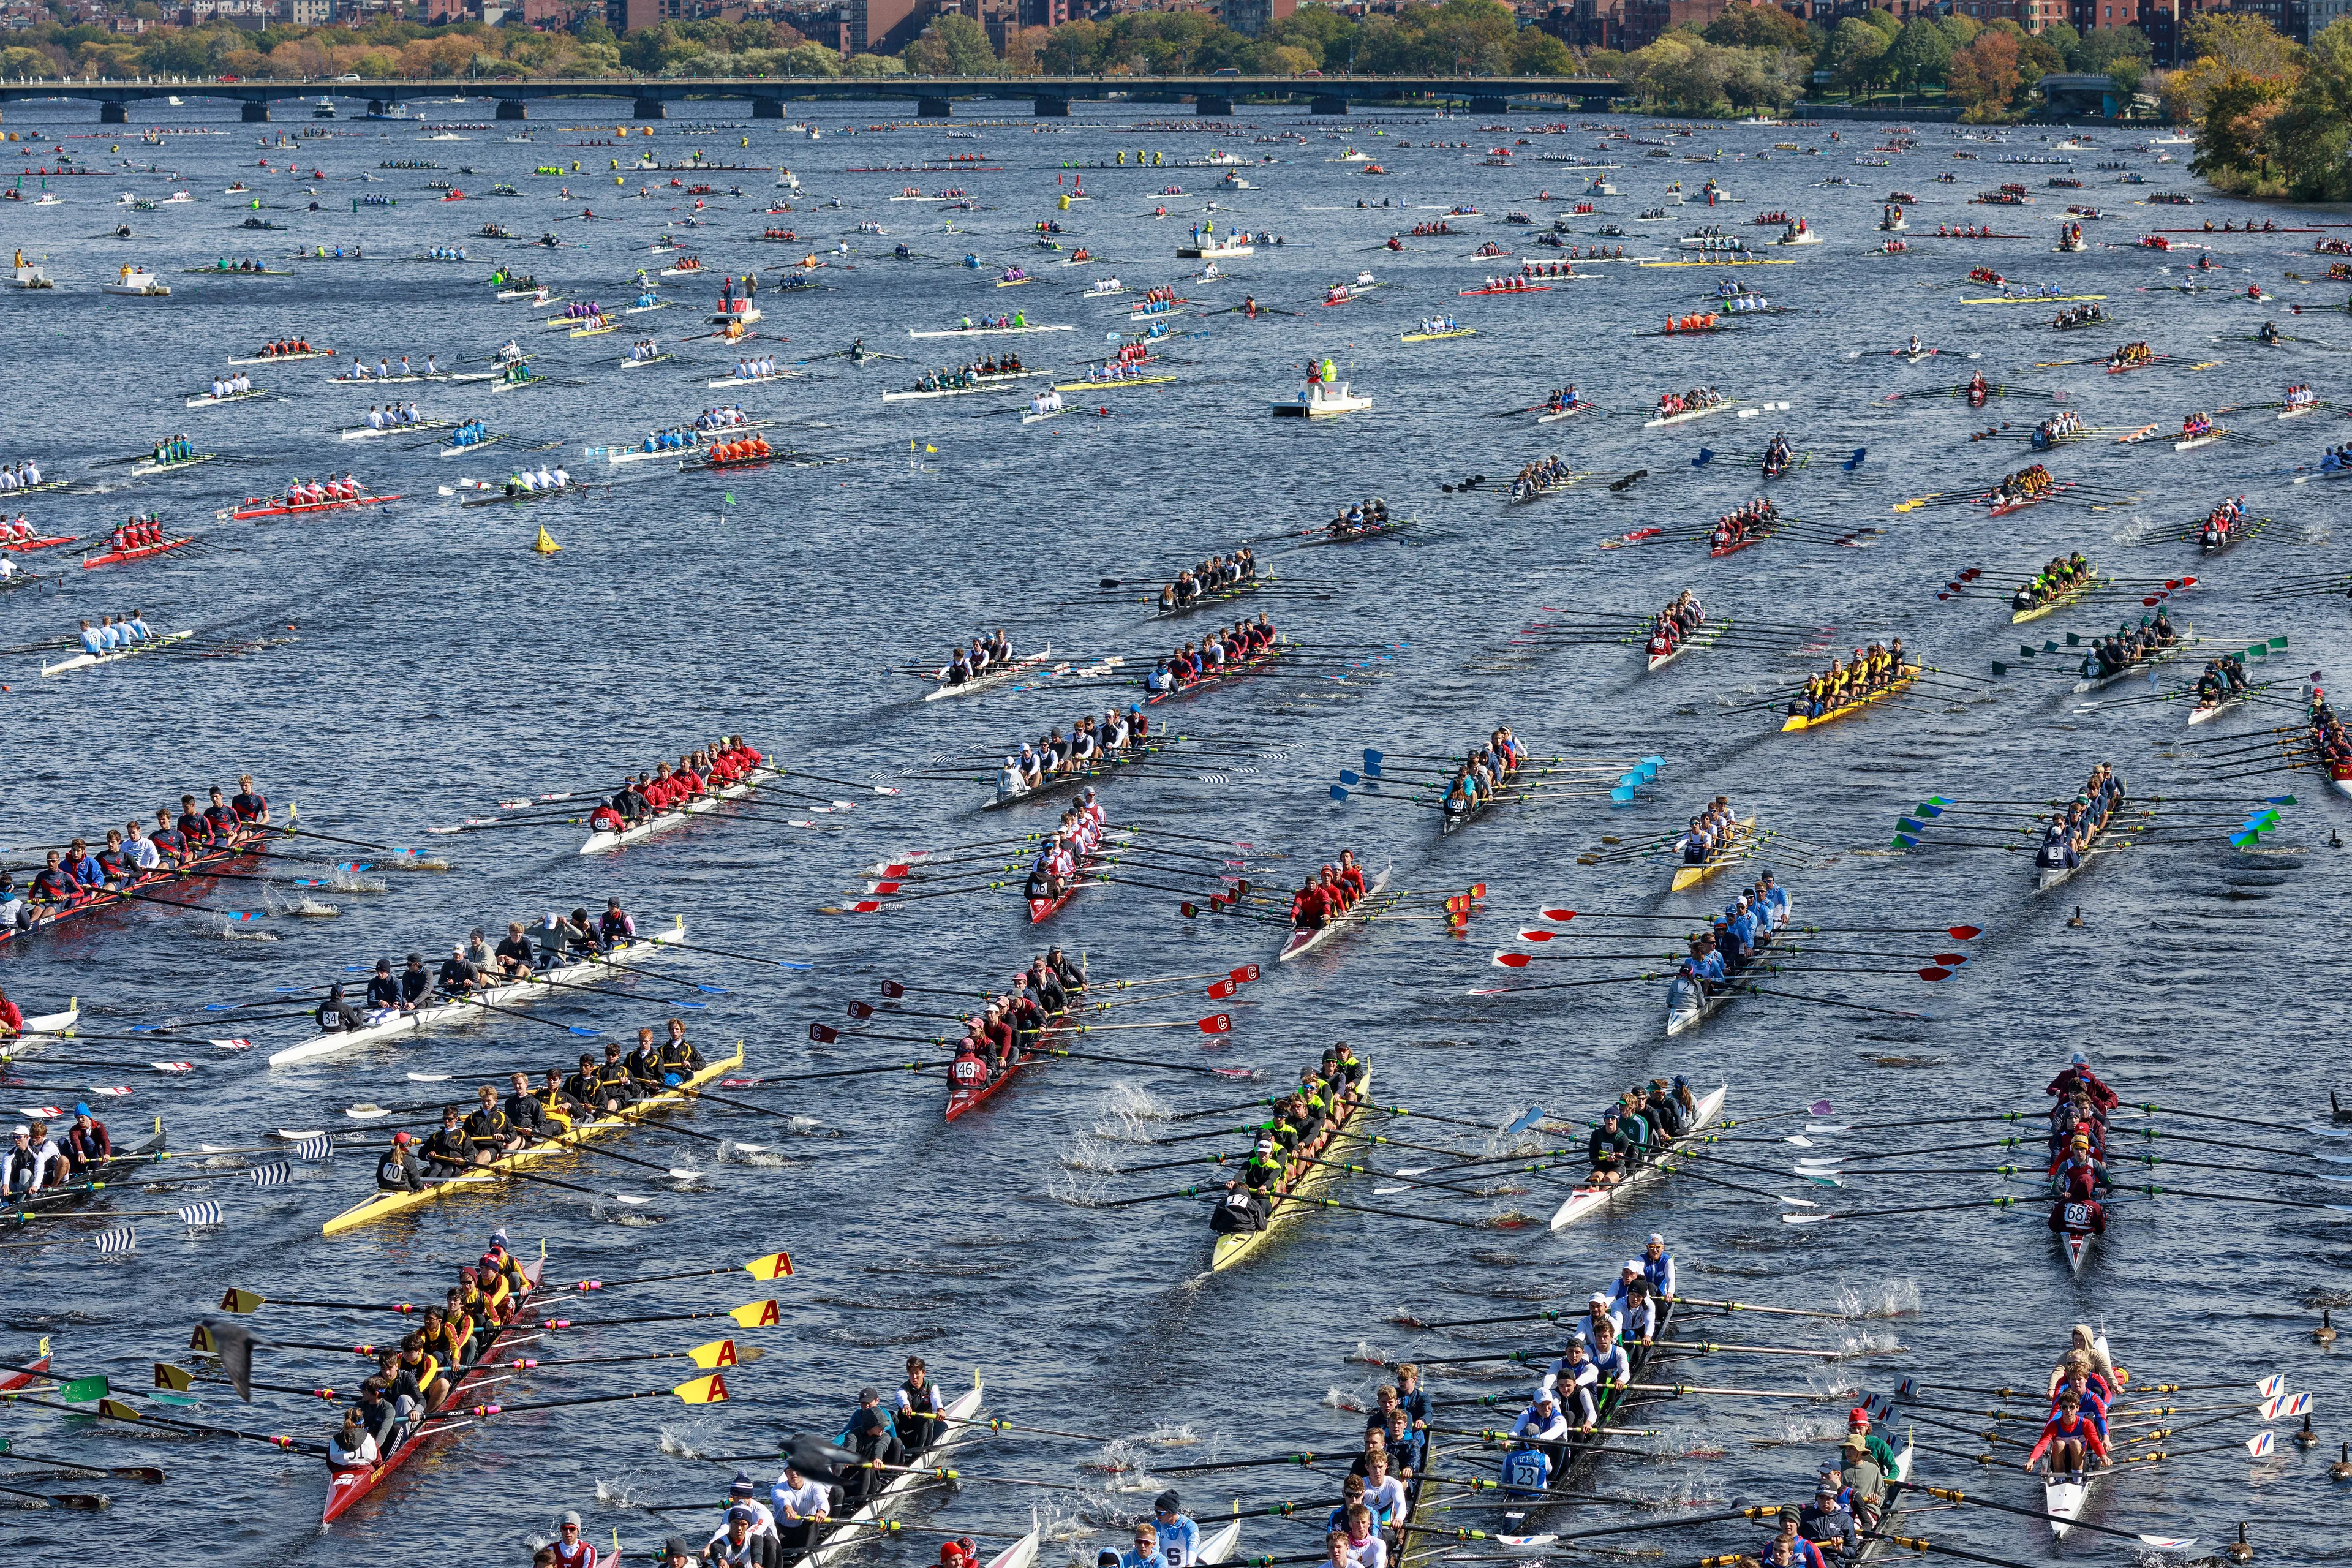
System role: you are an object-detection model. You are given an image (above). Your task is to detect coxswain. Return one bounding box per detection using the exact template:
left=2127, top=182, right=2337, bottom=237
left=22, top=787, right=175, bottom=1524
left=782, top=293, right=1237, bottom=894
left=315, top=983, right=365, bottom=1033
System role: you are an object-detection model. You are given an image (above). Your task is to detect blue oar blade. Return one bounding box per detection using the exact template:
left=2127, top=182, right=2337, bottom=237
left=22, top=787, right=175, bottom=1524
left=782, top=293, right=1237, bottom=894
left=1338, top=769, right=1363, bottom=785
left=1330, top=785, right=1349, bottom=802
left=1363, top=748, right=1384, bottom=768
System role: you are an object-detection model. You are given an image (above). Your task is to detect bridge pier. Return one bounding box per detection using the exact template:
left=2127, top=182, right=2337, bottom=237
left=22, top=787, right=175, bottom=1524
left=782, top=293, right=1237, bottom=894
left=633, top=97, right=666, bottom=119
left=917, top=96, right=952, bottom=118
left=1310, top=94, right=1348, bottom=115
left=495, top=99, right=526, bottom=121
left=1033, top=96, right=1069, bottom=116
left=752, top=97, right=785, bottom=118
left=1468, top=96, right=1508, bottom=115
left=100, top=102, right=127, bottom=124
left=1196, top=94, right=1233, bottom=116
left=241, top=101, right=270, bottom=123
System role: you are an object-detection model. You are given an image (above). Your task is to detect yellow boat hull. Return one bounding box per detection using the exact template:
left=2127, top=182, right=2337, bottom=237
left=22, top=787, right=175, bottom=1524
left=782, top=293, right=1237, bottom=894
left=321, top=1041, right=745, bottom=1235
left=1207, top=1066, right=1371, bottom=1272
left=1781, top=666, right=1920, bottom=732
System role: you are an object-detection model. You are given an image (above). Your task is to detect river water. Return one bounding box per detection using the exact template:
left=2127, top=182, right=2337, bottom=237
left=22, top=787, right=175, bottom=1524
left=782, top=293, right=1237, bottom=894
left=0, top=96, right=2343, bottom=1568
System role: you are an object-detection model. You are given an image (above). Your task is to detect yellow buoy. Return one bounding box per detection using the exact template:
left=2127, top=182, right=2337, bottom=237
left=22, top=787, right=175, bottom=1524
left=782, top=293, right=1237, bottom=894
left=533, top=526, right=562, bottom=554
left=1058, top=192, right=1070, bottom=211
left=616, top=175, right=624, bottom=185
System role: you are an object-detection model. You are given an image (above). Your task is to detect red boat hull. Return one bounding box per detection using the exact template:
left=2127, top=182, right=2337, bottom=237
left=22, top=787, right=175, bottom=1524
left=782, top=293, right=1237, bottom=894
left=81, top=537, right=194, bottom=570
left=322, top=1258, right=545, bottom=1523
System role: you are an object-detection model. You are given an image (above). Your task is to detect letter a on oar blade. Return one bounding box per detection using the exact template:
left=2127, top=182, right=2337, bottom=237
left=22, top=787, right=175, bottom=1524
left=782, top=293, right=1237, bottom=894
left=153, top=1362, right=196, bottom=1392
left=220, top=1289, right=266, bottom=1314
left=690, top=1339, right=741, bottom=1369
left=728, top=1299, right=781, bottom=1328
left=745, top=1250, right=792, bottom=1279
left=674, top=1373, right=730, bottom=1404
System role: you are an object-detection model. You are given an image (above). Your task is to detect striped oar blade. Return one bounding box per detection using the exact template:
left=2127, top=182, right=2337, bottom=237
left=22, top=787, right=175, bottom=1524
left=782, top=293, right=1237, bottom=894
left=178, top=1201, right=223, bottom=1226
left=249, top=1163, right=292, bottom=1187
left=96, top=1228, right=137, bottom=1256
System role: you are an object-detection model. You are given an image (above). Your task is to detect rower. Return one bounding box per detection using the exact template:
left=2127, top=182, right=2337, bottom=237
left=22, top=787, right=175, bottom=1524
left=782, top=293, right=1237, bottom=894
left=840, top=1385, right=903, bottom=1509
left=893, top=1354, right=946, bottom=1457
left=492, top=921, right=536, bottom=981
left=437, top=943, right=483, bottom=1000
left=625, top=1026, right=668, bottom=1095
left=568, top=1051, right=623, bottom=1117
left=422, top=1105, right=470, bottom=1176
left=598, top=1041, right=643, bottom=1107
left=657, top=1017, right=704, bottom=1082
left=1153, top=1491, right=1199, bottom=1568
left=503, top=1071, right=552, bottom=1145
left=2028, top=1386, right=2108, bottom=1485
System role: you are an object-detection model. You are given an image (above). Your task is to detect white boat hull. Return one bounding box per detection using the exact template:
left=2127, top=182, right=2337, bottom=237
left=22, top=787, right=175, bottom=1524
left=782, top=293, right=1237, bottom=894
left=1548, top=1085, right=1728, bottom=1229
left=266, top=921, right=688, bottom=1066
left=579, top=767, right=775, bottom=853
left=1276, top=862, right=1392, bottom=962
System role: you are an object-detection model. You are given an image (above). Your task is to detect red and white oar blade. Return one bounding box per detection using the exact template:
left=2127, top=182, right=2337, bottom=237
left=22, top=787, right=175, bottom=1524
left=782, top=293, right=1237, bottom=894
left=850, top=901, right=882, bottom=914
left=1517, top=929, right=1556, bottom=943
left=1207, top=979, right=1238, bottom=1000
left=870, top=881, right=903, bottom=895
left=1917, top=967, right=1953, bottom=982
left=1197, top=1014, right=1232, bottom=1035
left=1539, top=908, right=1577, bottom=923
left=1493, top=952, right=1534, bottom=969
left=880, top=980, right=906, bottom=998
left=845, top=1001, right=875, bottom=1020
left=1947, top=925, right=1983, bottom=940
left=809, top=1023, right=840, bottom=1044
left=1229, top=965, right=1260, bottom=983
left=878, top=863, right=911, bottom=876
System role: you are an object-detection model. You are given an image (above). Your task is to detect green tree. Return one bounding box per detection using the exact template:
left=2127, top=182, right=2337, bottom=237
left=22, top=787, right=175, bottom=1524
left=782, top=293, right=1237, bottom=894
left=2184, top=11, right=2298, bottom=75
left=1860, top=6, right=1899, bottom=40
left=1887, top=17, right=1952, bottom=96
left=1512, top=27, right=1574, bottom=75
left=1704, top=0, right=1806, bottom=51
left=1831, top=15, right=1888, bottom=98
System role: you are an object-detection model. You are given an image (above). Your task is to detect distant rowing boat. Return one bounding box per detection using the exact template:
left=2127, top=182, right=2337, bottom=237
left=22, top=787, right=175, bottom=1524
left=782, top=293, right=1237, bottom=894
left=81, top=535, right=195, bottom=570
left=1781, top=667, right=1919, bottom=732
left=1667, top=816, right=1756, bottom=892
left=580, top=766, right=775, bottom=853
left=908, top=323, right=1072, bottom=339
left=924, top=647, right=1052, bottom=703
left=42, top=627, right=192, bottom=676
left=1209, top=1065, right=1370, bottom=1271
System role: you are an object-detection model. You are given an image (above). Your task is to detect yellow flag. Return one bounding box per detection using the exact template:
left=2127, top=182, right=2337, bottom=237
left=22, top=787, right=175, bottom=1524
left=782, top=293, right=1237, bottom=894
left=674, top=1372, right=731, bottom=1404
left=220, top=1287, right=265, bottom=1314
left=925, top=444, right=938, bottom=454
left=728, top=1298, right=781, bottom=1329
left=745, top=1250, right=793, bottom=1280
left=689, top=1338, right=739, bottom=1370
left=153, top=1362, right=195, bottom=1392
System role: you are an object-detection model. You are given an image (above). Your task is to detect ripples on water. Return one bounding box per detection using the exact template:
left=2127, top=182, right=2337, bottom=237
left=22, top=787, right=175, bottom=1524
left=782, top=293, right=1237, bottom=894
left=0, top=100, right=2343, bottom=1566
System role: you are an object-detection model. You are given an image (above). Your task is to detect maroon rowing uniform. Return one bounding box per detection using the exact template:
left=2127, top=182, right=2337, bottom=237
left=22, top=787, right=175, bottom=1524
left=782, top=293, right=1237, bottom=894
left=203, top=803, right=239, bottom=839
left=176, top=809, right=211, bottom=846
left=230, top=787, right=268, bottom=822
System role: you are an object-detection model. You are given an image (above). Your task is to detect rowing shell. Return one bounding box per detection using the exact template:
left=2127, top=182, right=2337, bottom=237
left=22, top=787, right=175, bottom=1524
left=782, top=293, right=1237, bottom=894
left=1278, top=861, right=1393, bottom=962
left=319, top=1042, right=744, bottom=1235
left=924, top=647, right=1052, bottom=703
left=908, top=323, right=1073, bottom=339
left=799, top=1378, right=990, bottom=1568
left=81, top=536, right=195, bottom=570
left=1668, top=816, right=1755, bottom=892
left=2034, top=795, right=2132, bottom=892
left=321, top=1257, right=546, bottom=1521
left=42, top=628, right=193, bottom=677
left=1779, top=667, right=1920, bottom=732
left=1642, top=401, right=1731, bottom=429
left=1208, top=1065, right=1372, bottom=1272
left=2043, top=1332, right=2114, bottom=1523
left=581, top=766, right=777, bottom=853
left=2013, top=571, right=2102, bottom=624
left=268, top=919, right=690, bottom=1066
left=1548, top=1085, right=1729, bottom=1227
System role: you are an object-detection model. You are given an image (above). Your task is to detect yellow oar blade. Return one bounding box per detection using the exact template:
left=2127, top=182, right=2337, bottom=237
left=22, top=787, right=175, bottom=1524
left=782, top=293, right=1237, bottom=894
left=219, top=1288, right=266, bottom=1315
left=99, top=1398, right=143, bottom=1422
left=188, top=1324, right=217, bottom=1354
left=727, top=1299, right=781, bottom=1329
left=674, top=1372, right=731, bottom=1405
left=689, top=1338, right=740, bottom=1370
left=745, top=1250, right=793, bottom=1280
left=153, top=1362, right=195, bottom=1392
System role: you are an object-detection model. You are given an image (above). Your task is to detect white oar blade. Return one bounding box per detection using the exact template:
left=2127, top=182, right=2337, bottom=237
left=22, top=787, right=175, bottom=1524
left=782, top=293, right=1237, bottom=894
left=1780, top=1210, right=1832, bottom=1224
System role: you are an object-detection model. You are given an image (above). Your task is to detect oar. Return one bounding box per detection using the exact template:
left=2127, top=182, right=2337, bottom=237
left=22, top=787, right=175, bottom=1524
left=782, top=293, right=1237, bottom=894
left=0, top=1476, right=107, bottom=1510
left=434, top=991, right=601, bottom=1038
left=453, top=1372, right=731, bottom=1418
left=2, top=1387, right=326, bottom=1453
left=418, top=1151, right=655, bottom=1207
left=666, top=940, right=814, bottom=971
left=485, top=1337, right=761, bottom=1371
left=0, top=1446, right=163, bottom=1484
